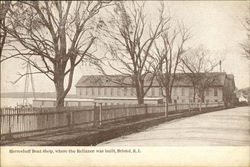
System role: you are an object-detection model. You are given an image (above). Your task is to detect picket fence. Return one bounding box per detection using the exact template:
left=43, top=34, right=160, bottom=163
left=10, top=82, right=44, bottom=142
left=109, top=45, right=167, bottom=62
left=0, top=102, right=224, bottom=139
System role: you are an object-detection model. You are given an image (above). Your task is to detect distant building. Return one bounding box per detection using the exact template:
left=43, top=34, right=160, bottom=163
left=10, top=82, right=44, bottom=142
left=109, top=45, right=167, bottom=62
left=236, top=88, right=250, bottom=103
left=236, top=87, right=250, bottom=104
left=238, top=94, right=248, bottom=103
left=75, top=72, right=236, bottom=105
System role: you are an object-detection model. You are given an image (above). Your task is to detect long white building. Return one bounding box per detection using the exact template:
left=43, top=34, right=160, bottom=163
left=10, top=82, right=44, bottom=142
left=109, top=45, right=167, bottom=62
left=75, top=72, right=236, bottom=105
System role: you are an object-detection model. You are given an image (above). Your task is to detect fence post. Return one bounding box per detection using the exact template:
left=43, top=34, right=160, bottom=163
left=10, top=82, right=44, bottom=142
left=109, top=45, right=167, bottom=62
left=8, top=111, right=11, bottom=133
left=145, top=104, right=148, bottom=115
left=99, top=103, right=102, bottom=126
left=66, top=107, right=71, bottom=128
left=188, top=102, right=191, bottom=112
left=175, top=102, right=177, bottom=113
left=7, top=112, right=13, bottom=139
left=125, top=104, right=128, bottom=118
left=46, top=110, right=49, bottom=133
left=165, top=101, right=168, bottom=117
left=93, top=102, right=98, bottom=127
left=71, top=108, right=74, bottom=128
left=199, top=102, right=201, bottom=112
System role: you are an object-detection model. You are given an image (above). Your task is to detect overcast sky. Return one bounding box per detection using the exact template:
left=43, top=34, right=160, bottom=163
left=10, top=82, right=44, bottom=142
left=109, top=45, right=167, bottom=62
left=1, top=1, right=249, bottom=94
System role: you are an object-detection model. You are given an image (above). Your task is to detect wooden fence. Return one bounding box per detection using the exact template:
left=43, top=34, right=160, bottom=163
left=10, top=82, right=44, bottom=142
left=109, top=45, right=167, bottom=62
left=0, top=102, right=224, bottom=140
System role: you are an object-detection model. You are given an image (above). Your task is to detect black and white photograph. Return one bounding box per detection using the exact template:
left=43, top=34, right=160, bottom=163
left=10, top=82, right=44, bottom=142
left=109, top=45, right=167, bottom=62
left=0, top=0, right=249, bottom=166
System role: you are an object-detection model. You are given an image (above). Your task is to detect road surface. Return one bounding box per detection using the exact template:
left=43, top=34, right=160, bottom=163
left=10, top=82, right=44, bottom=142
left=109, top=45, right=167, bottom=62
left=98, top=107, right=250, bottom=146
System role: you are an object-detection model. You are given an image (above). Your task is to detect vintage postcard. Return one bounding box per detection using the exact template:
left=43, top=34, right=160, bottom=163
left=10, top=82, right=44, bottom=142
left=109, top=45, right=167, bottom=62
left=0, top=1, right=249, bottom=167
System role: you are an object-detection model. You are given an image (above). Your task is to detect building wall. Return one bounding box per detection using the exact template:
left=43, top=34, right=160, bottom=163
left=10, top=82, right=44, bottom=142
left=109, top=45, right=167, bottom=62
left=95, top=98, right=161, bottom=106
left=76, top=86, right=223, bottom=103
left=223, top=76, right=237, bottom=106
left=33, top=99, right=94, bottom=107
left=77, top=87, right=137, bottom=98
left=204, top=87, right=223, bottom=103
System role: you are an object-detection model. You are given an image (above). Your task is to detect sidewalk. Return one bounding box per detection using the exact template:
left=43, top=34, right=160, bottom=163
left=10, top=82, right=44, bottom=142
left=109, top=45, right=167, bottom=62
left=98, top=106, right=250, bottom=146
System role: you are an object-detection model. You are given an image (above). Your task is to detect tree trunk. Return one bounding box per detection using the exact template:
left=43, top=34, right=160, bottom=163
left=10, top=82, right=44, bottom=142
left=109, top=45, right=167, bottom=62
left=165, top=88, right=172, bottom=103
left=135, top=81, right=144, bottom=104
left=0, top=1, right=10, bottom=58
left=137, top=96, right=144, bottom=104
left=165, top=96, right=168, bottom=117
left=164, top=81, right=172, bottom=103
left=55, top=75, right=65, bottom=108
left=193, top=87, right=196, bottom=102
left=201, top=92, right=205, bottom=103
left=198, top=89, right=205, bottom=103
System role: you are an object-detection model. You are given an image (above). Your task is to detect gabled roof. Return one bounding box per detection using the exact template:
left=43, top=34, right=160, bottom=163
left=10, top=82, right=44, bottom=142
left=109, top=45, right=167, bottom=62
left=173, top=72, right=227, bottom=87
left=75, top=72, right=229, bottom=87
left=75, top=74, right=133, bottom=87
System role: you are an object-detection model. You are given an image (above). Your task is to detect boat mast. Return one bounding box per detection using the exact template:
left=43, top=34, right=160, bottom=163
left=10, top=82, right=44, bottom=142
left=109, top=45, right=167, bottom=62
left=23, top=61, right=36, bottom=106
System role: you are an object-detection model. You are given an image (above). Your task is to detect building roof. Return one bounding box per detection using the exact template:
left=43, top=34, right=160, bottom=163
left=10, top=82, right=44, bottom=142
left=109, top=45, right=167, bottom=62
left=75, top=72, right=229, bottom=88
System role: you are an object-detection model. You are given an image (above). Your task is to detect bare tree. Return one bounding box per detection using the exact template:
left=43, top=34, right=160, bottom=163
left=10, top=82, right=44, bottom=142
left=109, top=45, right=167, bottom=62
left=0, top=1, right=11, bottom=58
left=2, top=1, right=110, bottom=107
left=99, top=2, right=169, bottom=104
left=240, top=6, right=250, bottom=60
left=181, top=46, right=220, bottom=103
left=153, top=22, right=190, bottom=103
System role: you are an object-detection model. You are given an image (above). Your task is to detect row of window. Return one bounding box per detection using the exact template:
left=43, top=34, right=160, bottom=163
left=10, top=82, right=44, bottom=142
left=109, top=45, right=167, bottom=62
left=170, top=99, right=219, bottom=104
left=166, top=87, right=218, bottom=97
left=80, top=87, right=136, bottom=96
left=205, top=88, right=218, bottom=96
left=79, top=87, right=219, bottom=97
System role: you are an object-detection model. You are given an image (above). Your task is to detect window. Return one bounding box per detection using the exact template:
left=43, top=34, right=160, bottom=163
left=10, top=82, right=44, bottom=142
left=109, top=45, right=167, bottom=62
left=181, top=88, right=185, bottom=96
left=206, top=89, right=209, bottom=96
left=214, top=88, right=218, bottom=96
left=98, top=87, right=101, bottom=96
left=104, top=87, right=107, bottom=96
left=206, top=99, right=209, bottom=103
left=182, top=99, right=185, bottom=103
left=151, top=87, right=155, bottom=96
left=124, top=87, right=127, bottom=96
left=159, top=88, right=162, bottom=96
left=111, top=87, right=113, bottom=96
left=189, top=88, right=192, bottom=97
left=173, top=87, right=176, bottom=95
left=85, top=88, right=88, bottom=95
left=117, top=88, right=120, bottom=96
left=91, top=88, right=94, bottom=96
left=130, top=88, right=134, bottom=96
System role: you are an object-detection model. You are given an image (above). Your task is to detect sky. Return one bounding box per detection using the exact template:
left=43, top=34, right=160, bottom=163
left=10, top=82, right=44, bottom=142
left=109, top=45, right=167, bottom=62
left=1, top=1, right=249, bottom=94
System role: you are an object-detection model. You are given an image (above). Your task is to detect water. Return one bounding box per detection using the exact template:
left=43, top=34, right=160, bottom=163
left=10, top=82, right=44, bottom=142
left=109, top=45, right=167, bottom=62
left=0, top=98, right=34, bottom=108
